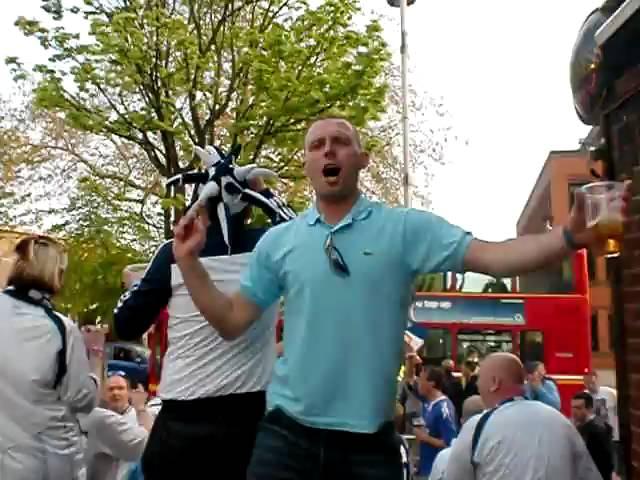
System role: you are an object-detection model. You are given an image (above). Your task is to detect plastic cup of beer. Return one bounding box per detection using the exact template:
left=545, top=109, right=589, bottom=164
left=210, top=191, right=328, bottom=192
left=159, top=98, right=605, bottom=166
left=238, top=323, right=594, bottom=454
left=581, top=181, right=625, bottom=257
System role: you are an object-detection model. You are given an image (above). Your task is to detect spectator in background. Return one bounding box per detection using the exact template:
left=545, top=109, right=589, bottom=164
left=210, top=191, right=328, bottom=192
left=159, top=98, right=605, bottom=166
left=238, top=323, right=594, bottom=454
left=442, top=359, right=464, bottom=424
left=399, top=350, right=425, bottom=435
left=85, top=373, right=154, bottom=480
left=583, top=370, right=620, bottom=477
left=523, top=361, right=561, bottom=410
left=0, top=235, right=103, bottom=479
left=429, top=395, right=485, bottom=480
left=413, top=366, right=458, bottom=479
left=445, top=353, right=601, bottom=480
left=583, top=372, right=617, bottom=432
left=572, top=391, right=614, bottom=480
left=461, top=359, right=479, bottom=402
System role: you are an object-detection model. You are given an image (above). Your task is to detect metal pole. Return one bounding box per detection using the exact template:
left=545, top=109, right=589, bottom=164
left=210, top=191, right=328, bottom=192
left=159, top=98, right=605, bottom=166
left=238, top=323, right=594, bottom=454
left=400, top=0, right=410, bottom=208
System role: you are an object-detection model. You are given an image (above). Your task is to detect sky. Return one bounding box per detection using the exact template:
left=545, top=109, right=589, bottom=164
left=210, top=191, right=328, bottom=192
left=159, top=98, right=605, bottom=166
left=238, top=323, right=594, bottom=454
left=0, top=0, right=598, bottom=242
left=373, top=1, right=596, bottom=241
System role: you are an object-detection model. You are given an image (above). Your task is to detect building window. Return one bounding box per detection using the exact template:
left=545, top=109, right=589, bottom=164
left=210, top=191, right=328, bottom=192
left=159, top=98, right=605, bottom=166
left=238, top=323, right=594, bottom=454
left=517, top=258, right=574, bottom=294
left=609, top=313, right=615, bottom=353
left=591, top=313, right=600, bottom=352
left=520, top=330, right=544, bottom=364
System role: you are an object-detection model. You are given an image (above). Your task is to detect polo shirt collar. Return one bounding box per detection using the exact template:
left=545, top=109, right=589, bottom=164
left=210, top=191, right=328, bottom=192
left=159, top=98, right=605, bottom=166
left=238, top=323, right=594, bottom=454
left=305, top=194, right=373, bottom=226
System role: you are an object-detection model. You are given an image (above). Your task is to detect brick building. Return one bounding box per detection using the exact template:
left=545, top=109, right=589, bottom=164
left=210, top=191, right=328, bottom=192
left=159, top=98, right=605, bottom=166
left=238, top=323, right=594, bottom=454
left=597, top=7, right=640, bottom=475
left=516, top=148, right=616, bottom=384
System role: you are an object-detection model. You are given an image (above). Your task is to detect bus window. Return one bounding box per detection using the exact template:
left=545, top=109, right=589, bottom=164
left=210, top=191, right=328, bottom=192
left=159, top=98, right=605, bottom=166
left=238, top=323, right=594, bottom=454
left=419, top=328, right=451, bottom=366
left=520, top=330, right=544, bottom=364
left=516, top=258, right=574, bottom=294
left=456, top=330, right=513, bottom=365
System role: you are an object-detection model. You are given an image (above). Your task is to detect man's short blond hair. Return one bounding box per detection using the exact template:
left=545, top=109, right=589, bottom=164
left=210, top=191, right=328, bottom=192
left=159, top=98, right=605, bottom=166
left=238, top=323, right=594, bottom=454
left=7, top=235, right=67, bottom=294
left=305, top=115, right=362, bottom=150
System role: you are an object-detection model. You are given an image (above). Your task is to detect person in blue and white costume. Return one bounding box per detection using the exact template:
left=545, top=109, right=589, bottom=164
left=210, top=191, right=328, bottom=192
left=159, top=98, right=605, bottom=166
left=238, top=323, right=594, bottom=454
left=113, top=143, right=295, bottom=480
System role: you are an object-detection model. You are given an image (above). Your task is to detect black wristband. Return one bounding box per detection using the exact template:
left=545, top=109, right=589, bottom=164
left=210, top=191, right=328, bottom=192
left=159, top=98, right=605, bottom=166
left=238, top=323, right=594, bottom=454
left=562, top=227, right=581, bottom=251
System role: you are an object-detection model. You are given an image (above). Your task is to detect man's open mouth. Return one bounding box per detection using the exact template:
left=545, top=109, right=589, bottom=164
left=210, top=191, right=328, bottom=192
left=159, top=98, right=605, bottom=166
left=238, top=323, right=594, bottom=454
left=322, top=164, right=341, bottom=180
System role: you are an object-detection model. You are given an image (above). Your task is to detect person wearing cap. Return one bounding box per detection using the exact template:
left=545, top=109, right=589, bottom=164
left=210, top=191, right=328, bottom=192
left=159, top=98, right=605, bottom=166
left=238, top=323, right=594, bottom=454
left=0, top=234, right=104, bottom=479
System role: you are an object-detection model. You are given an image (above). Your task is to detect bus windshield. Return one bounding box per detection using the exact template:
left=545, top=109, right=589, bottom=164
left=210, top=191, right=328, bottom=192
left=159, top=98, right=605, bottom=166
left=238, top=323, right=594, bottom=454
left=414, top=254, right=585, bottom=296
left=456, top=329, right=514, bottom=366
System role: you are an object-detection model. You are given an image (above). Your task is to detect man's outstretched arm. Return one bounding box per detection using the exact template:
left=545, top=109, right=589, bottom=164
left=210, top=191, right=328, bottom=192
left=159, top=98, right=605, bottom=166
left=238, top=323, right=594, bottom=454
left=463, top=228, right=571, bottom=279
left=464, top=184, right=631, bottom=278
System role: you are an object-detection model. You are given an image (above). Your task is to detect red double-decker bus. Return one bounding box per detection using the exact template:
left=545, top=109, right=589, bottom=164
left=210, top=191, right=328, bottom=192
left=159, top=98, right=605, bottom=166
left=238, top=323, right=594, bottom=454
left=408, top=250, right=591, bottom=417
left=145, top=308, right=169, bottom=398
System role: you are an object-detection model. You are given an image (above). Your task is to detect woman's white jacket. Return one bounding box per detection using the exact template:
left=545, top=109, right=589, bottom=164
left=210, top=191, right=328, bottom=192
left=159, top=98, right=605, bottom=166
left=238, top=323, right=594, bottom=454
left=0, top=291, right=99, bottom=479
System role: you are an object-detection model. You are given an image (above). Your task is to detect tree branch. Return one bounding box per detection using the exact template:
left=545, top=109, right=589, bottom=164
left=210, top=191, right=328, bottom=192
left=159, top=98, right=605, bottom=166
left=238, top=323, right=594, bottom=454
left=30, top=141, right=149, bottom=193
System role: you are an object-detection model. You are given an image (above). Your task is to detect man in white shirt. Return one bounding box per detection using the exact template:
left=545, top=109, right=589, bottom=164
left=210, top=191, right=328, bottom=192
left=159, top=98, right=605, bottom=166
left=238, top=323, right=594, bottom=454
left=113, top=151, right=294, bottom=479
left=85, top=373, right=154, bottom=480
left=584, top=370, right=620, bottom=477
left=445, top=353, right=602, bottom=480
left=429, top=395, right=484, bottom=480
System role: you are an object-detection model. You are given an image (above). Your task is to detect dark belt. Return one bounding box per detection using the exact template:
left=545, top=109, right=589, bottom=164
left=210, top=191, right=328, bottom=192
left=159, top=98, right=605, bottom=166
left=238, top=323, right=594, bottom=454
left=160, top=391, right=266, bottom=423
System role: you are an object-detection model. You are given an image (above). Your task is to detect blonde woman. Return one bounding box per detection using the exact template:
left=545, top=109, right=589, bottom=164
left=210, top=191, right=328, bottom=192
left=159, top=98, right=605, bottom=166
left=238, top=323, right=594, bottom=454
left=0, top=235, right=104, bottom=479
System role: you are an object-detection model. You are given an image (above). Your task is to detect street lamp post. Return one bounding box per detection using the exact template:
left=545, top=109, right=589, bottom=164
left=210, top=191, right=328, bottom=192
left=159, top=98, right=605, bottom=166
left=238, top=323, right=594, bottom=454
left=387, top=0, right=416, bottom=208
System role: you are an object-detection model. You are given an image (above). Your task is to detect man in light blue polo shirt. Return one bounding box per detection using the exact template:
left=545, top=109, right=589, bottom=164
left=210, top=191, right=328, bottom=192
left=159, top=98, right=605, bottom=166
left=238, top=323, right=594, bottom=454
left=172, top=117, right=630, bottom=479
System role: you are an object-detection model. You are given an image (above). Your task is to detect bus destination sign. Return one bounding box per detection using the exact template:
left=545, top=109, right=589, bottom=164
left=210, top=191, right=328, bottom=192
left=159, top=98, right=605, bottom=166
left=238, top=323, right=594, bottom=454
left=410, top=296, right=526, bottom=325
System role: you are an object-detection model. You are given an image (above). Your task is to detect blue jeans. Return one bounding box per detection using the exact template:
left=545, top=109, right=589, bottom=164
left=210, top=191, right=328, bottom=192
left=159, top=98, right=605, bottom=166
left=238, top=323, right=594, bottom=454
left=247, top=408, right=403, bottom=480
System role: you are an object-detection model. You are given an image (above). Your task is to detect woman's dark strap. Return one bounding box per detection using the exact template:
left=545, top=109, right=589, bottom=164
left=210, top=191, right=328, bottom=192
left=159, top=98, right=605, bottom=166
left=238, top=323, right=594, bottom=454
left=3, top=288, right=67, bottom=389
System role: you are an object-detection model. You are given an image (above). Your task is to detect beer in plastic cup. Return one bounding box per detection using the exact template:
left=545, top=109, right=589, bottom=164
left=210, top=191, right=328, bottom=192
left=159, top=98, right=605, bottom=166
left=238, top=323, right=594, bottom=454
left=581, top=181, right=625, bottom=257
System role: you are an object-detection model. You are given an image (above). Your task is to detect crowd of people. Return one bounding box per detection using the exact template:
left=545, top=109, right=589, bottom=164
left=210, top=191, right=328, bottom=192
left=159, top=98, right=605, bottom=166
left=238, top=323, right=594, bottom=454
left=397, top=348, right=621, bottom=480
left=0, top=116, right=632, bottom=479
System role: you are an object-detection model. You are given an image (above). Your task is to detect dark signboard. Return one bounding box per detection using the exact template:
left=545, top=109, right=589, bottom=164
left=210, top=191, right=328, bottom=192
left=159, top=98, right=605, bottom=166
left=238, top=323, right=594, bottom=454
left=410, top=296, right=526, bottom=325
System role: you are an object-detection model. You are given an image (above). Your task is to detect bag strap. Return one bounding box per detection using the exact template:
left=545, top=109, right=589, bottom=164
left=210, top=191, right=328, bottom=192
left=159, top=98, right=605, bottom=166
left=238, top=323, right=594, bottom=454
left=470, top=396, right=522, bottom=474
left=470, top=407, right=497, bottom=472
left=3, top=288, right=67, bottom=389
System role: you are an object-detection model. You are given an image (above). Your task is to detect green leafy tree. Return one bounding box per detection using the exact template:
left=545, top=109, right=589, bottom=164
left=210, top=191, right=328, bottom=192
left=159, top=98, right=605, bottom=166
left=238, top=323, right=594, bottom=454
left=0, top=89, right=162, bottom=252
left=8, top=0, right=390, bottom=238
left=0, top=63, right=460, bottom=245
left=55, top=224, right=145, bottom=327
left=414, top=273, right=445, bottom=293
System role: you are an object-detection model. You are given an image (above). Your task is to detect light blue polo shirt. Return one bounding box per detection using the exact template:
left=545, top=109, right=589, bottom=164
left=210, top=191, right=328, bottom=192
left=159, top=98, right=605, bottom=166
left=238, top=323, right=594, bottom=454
left=240, top=195, right=472, bottom=433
